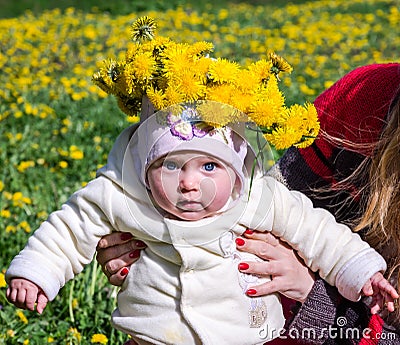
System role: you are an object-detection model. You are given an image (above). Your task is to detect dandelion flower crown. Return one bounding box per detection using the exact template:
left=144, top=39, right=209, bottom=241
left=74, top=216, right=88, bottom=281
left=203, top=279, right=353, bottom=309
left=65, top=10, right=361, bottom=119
left=92, top=16, right=319, bottom=150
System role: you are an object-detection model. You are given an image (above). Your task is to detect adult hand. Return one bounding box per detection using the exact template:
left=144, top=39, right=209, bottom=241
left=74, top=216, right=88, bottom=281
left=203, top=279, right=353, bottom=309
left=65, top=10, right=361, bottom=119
left=96, top=232, right=146, bottom=286
left=236, top=230, right=315, bottom=303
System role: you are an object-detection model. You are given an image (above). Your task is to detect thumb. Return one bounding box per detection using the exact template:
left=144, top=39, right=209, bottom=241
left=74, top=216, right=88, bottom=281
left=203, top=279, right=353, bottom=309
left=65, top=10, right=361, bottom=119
left=36, top=291, right=49, bottom=314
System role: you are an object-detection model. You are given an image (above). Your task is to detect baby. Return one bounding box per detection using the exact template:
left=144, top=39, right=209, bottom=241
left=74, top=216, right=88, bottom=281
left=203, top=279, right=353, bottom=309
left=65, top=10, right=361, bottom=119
left=7, top=102, right=398, bottom=345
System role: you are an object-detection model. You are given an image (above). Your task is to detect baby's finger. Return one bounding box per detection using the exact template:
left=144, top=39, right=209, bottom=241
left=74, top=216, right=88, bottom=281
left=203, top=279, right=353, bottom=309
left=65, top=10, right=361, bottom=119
left=362, top=281, right=373, bottom=296
left=36, top=292, right=48, bottom=314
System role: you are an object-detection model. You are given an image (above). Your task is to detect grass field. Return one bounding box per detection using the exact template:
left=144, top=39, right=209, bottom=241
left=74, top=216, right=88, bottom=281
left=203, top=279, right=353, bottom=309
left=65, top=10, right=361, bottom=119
left=0, top=0, right=399, bottom=343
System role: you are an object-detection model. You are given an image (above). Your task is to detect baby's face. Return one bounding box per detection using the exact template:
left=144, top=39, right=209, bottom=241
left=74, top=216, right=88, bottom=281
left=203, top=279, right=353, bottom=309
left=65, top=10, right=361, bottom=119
left=147, top=152, right=238, bottom=220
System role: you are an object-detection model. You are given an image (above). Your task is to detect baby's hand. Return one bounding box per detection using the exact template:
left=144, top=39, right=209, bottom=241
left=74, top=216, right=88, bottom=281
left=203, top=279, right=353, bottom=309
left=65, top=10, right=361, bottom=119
left=6, top=278, right=49, bottom=314
left=362, top=272, right=399, bottom=314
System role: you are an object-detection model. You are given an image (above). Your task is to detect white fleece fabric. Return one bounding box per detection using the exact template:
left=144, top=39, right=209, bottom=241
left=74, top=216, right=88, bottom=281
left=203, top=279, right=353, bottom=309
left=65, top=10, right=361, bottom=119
left=6, top=124, right=386, bottom=345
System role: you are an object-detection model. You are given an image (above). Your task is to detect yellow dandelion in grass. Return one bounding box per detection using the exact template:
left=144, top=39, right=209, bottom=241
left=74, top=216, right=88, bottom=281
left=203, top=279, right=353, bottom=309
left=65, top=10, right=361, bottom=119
left=69, top=146, right=84, bottom=160
left=265, top=126, right=303, bottom=151
left=19, top=221, right=31, bottom=233
left=12, top=192, right=32, bottom=207
left=91, top=333, right=108, bottom=344
left=131, top=16, right=157, bottom=42
left=67, top=327, right=81, bottom=342
left=0, top=272, right=6, bottom=288
left=16, top=310, right=28, bottom=324
left=17, top=160, right=35, bottom=173
left=6, top=225, right=17, bottom=233
left=208, top=58, right=240, bottom=83
left=23, top=339, right=29, bottom=345
left=7, top=329, right=15, bottom=337
left=1, top=209, right=11, bottom=218
left=0, top=180, right=4, bottom=192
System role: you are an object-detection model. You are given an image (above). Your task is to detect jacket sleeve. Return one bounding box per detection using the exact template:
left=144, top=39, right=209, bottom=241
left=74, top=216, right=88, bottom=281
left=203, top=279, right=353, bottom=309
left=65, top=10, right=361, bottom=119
left=6, top=176, right=122, bottom=301
left=287, top=278, right=400, bottom=345
left=244, top=177, right=386, bottom=302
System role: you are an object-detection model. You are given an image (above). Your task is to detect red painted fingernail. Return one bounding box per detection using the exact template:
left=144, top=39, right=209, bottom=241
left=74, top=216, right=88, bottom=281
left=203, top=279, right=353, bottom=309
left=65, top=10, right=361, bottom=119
left=135, top=240, right=146, bottom=248
left=238, top=262, right=249, bottom=270
left=129, top=250, right=140, bottom=258
left=244, top=229, right=254, bottom=235
left=235, top=238, right=245, bottom=246
left=121, top=267, right=129, bottom=276
left=121, top=233, right=133, bottom=241
left=246, top=289, right=257, bottom=296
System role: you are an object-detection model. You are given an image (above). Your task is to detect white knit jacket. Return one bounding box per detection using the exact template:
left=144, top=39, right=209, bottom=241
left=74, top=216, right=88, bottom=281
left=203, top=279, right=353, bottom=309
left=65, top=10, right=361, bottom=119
left=6, top=124, right=386, bottom=345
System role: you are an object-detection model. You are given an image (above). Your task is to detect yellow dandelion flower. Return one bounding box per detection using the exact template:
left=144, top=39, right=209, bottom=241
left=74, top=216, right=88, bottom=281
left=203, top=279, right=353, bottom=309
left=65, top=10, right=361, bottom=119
left=17, top=160, right=35, bottom=173
left=125, top=43, right=140, bottom=62
left=68, top=327, right=81, bottom=341
left=162, top=45, right=193, bottom=79
left=7, top=329, right=15, bottom=337
left=1, top=209, right=11, bottom=218
left=47, top=336, right=54, bottom=343
left=0, top=272, right=6, bottom=288
left=164, top=86, right=185, bottom=107
left=6, top=225, right=17, bottom=233
left=69, top=146, right=84, bottom=160
left=117, top=95, right=141, bottom=117
left=268, top=51, right=293, bottom=76
left=206, top=84, right=235, bottom=105
left=19, top=221, right=31, bottom=233
left=91, top=333, right=108, bottom=344
left=131, top=16, right=157, bottom=42
left=265, top=126, right=303, bottom=151
left=0, top=180, right=4, bottom=192
left=175, top=72, right=206, bottom=102
left=23, top=339, right=29, bottom=345
left=16, top=310, right=28, bottom=324
left=147, top=88, right=166, bottom=110
left=248, top=59, right=273, bottom=84
left=187, top=41, right=214, bottom=57
left=208, top=58, right=240, bottom=83
left=130, top=52, right=156, bottom=82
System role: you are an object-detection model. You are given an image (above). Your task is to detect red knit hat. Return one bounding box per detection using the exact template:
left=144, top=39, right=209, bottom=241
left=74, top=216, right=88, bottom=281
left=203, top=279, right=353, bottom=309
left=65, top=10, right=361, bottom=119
left=313, top=63, right=400, bottom=155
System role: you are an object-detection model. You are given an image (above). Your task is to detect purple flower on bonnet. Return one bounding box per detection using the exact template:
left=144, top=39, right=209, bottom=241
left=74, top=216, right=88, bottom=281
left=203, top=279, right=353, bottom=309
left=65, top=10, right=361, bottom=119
left=167, top=109, right=208, bottom=141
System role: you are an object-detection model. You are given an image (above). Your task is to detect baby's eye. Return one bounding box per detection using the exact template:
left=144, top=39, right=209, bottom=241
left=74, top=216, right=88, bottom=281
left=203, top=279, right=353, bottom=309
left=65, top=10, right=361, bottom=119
left=164, top=160, right=178, bottom=170
left=203, top=162, right=216, bottom=172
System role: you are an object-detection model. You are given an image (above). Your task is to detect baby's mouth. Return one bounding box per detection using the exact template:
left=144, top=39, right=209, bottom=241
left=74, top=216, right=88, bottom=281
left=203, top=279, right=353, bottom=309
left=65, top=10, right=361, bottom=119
left=176, top=200, right=204, bottom=211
